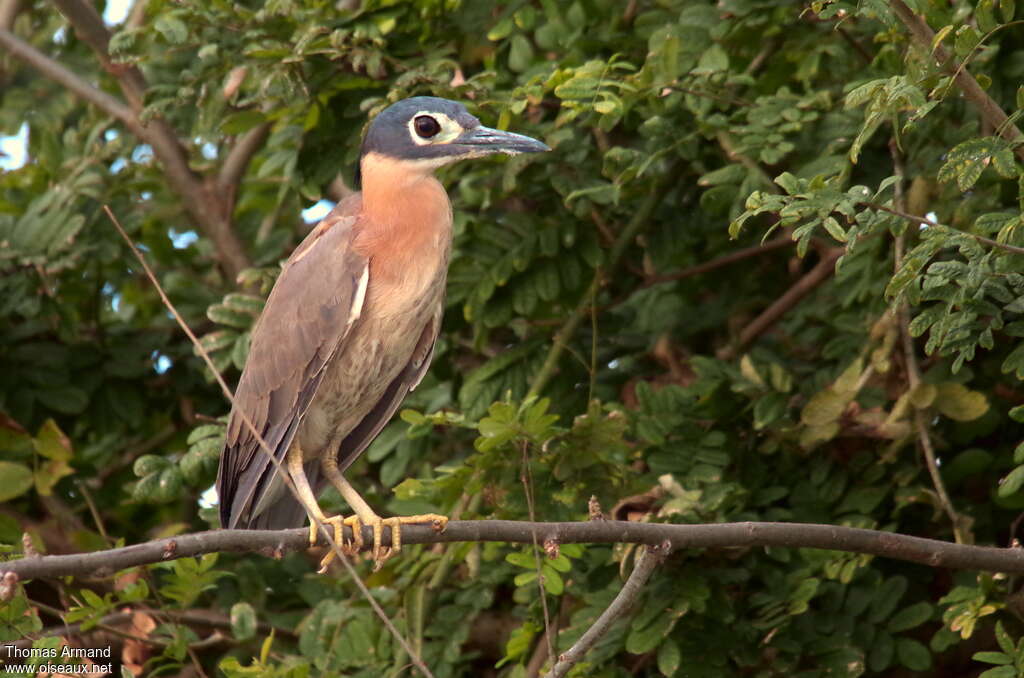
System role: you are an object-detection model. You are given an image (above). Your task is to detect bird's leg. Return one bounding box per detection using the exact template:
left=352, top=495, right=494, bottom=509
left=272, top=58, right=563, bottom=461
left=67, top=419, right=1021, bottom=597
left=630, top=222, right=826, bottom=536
left=320, top=454, right=447, bottom=569
left=286, top=444, right=352, bottom=573
left=285, top=444, right=329, bottom=547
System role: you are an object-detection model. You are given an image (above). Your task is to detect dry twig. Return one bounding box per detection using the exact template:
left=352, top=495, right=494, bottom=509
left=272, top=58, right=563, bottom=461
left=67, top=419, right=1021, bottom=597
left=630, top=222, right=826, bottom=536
left=544, top=542, right=670, bottom=678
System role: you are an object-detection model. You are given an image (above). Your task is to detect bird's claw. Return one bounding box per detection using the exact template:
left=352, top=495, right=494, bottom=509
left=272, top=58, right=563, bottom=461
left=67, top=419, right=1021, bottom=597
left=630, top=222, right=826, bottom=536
left=315, top=515, right=364, bottom=573
left=313, top=513, right=450, bottom=573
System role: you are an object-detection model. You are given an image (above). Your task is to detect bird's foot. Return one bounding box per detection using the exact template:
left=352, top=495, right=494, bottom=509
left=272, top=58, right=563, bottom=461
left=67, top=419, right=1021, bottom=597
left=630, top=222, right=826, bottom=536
left=315, top=515, right=364, bottom=573
left=362, top=513, right=448, bottom=571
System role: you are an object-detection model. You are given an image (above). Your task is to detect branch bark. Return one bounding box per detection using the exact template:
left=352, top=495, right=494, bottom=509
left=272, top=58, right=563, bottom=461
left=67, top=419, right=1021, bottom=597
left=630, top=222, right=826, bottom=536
left=644, top=235, right=793, bottom=286
left=4, top=519, right=1024, bottom=582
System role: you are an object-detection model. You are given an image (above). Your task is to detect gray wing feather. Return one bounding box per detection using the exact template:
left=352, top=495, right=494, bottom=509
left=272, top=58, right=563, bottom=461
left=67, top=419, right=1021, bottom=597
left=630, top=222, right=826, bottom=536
left=333, top=313, right=440, bottom=476
left=217, top=202, right=368, bottom=529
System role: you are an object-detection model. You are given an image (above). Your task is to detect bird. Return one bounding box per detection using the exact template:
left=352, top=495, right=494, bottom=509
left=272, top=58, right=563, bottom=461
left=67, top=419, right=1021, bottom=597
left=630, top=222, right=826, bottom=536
left=216, top=96, right=550, bottom=571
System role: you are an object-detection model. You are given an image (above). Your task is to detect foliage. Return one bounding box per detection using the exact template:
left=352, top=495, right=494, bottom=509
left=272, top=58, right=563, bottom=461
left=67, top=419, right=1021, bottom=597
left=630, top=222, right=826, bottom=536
left=3, top=0, right=1024, bottom=675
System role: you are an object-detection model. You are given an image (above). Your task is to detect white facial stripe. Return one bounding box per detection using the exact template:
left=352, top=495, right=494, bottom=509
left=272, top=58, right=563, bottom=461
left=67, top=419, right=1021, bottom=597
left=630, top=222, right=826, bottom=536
left=407, top=111, right=463, bottom=146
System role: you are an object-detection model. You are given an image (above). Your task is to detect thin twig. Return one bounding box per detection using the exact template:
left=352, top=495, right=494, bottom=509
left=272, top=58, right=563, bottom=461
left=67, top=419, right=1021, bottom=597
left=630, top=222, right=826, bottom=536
left=889, top=142, right=965, bottom=544
left=716, top=132, right=774, bottom=188
left=3, top=608, right=294, bottom=652
left=5, top=519, right=1024, bottom=580
left=521, top=442, right=556, bottom=665
left=644, top=235, right=793, bottom=286
left=864, top=202, right=1024, bottom=255
left=544, top=541, right=670, bottom=678
left=836, top=25, right=873, bottom=64
left=102, top=207, right=435, bottom=678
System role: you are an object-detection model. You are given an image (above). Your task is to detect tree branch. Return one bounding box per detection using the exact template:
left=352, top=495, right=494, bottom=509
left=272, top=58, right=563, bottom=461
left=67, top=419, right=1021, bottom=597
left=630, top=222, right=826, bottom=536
left=888, top=0, right=1024, bottom=160
left=51, top=0, right=146, bottom=106
left=4, top=519, right=1024, bottom=582
left=720, top=247, right=844, bottom=360
left=864, top=202, right=1024, bottom=255
left=0, top=28, right=136, bottom=127
left=545, top=541, right=669, bottom=678
left=0, top=0, right=21, bottom=31
left=217, top=122, right=272, bottom=197
left=19, top=0, right=254, bottom=279
left=644, top=235, right=793, bottom=286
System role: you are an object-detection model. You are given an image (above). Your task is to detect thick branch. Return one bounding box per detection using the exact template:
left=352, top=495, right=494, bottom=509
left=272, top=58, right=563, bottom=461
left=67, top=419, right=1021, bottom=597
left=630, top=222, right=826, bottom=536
left=51, top=0, right=146, bottom=106
left=545, top=541, right=669, bottom=678
left=888, top=0, right=1024, bottom=160
left=32, top=0, right=253, bottom=279
left=4, top=519, right=1024, bottom=581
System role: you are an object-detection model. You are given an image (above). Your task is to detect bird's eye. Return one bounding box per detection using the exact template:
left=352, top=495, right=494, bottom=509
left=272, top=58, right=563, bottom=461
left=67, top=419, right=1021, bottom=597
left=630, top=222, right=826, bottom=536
left=413, top=115, right=442, bottom=139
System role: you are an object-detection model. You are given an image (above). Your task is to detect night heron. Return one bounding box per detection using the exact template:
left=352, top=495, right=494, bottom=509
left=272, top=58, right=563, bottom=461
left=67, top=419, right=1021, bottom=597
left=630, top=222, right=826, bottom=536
left=216, top=96, right=550, bottom=570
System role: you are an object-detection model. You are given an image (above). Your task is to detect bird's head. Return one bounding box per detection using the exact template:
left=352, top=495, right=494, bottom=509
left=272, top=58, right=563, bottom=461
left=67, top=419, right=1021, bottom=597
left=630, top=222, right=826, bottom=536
left=359, top=96, right=549, bottom=178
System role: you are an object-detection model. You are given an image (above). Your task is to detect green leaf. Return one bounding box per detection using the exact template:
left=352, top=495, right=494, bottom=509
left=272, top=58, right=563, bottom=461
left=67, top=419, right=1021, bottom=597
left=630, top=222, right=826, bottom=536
left=230, top=602, right=257, bottom=641
left=0, top=462, right=33, bottom=502
left=887, top=601, right=932, bottom=632
left=974, top=651, right=1013, bottom=665
left=977, top=0, right=999, bottom=32
left=154, top=15, right=188, bottom=44
left=998, top=464, right=1024, bottom=497
left=938, top=138, right=1001, bottom=191
left=1002, top=0, right=1017, bottom=22
left=35, top=385, right=89, bottom=414
left=221, top=109, right=268, bottom=133
left=508, top=34, right=535, bottom=72
left=896, top=637, right=932, bottom=671
left=657, top=638, right=681, bottom=675
left=933, top=382, right=989, bottom=421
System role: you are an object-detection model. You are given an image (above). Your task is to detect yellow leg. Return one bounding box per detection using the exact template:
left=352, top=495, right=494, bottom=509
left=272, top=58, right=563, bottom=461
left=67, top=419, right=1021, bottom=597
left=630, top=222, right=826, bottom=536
left=321, top=454, right=447, bottom=570
left=286, top=444, right=353, bottom=573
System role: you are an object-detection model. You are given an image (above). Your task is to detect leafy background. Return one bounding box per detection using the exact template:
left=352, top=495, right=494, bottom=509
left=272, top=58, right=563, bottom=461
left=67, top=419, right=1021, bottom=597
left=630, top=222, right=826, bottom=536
left=3, top=0, right=1024, bottom=676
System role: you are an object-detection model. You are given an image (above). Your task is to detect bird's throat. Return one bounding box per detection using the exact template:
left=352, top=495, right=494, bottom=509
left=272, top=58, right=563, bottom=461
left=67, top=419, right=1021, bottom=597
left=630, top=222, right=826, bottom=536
left=355, top=152, right=454, bottom=289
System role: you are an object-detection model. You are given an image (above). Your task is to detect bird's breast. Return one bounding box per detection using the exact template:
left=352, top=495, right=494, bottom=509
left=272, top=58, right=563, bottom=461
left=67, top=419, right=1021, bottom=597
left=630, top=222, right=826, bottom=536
left=297, top=266, right=446, bottom=459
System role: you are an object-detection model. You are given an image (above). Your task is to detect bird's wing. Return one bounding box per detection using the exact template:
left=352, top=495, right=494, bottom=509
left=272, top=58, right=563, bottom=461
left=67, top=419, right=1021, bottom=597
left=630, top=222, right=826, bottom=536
left=333, top=308, right=441, bottom=474
left=217, top=201, right=369, bottom=529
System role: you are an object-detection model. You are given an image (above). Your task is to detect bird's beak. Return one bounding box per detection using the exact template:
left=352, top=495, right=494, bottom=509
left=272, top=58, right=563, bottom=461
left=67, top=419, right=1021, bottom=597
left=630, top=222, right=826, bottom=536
left=454, top=125, right=551, bottom=156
